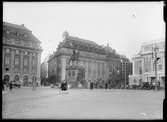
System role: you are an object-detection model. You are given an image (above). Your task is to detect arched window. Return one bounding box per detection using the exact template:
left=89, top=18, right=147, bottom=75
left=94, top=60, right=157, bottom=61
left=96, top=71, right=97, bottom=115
left=69, top=71, right=71, bottom=77
left=5, top=55, right=10, bottom=65
left=4, top=75, right=10, bottom=82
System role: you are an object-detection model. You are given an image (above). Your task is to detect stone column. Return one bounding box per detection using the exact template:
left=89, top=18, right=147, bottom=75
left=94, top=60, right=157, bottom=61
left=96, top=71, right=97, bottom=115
left=105, top=62, right=109, bottom=81
left=94, top=61, right=96, bottom=79
left=29, top=52, right=32, bottom=75
left=100, top=62, right=102, bottom=79
left=61, top=56, right=66, bottom=82
left=132, top=60, right=135, bottom=75
left=85, top=60, right=88, bottom=81
left=37, top=52, right=41, bottom=86
left=2, top=48, right=5, bottom=76
left=20, top=51, right=24, bottom=81
left=11, top=49, right=15, bottom=80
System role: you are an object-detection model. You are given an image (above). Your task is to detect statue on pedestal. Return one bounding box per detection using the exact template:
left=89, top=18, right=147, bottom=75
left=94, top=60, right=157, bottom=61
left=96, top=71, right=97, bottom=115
left=68, top=49, right=80, bottom=65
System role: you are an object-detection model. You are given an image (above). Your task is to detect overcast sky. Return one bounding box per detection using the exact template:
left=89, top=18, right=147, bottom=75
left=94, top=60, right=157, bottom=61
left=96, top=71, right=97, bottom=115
left=3, top=2, right=165, bottom=62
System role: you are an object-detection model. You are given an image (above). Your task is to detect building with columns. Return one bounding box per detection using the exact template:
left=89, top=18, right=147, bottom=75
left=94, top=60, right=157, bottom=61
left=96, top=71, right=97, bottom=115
left=2, top=22, right=42, bottom=86
left=48, top=31, right=132, bottom=88
left=129, top=39, right=165, bottom=88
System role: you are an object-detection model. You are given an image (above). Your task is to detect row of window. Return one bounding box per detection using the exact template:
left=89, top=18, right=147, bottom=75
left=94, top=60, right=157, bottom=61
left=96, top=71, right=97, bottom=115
left=134, top=59, right=164, bottom=75
left=4, top=29, right=28, bottom=38
left=4, top=54, right=37, bottom=74
left=5, top=55, right=36, bottom=66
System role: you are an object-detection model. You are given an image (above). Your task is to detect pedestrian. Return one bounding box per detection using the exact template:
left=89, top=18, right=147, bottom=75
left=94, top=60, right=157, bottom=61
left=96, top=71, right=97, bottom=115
left=32, top=77, right=37, bottom=90
left=105, top=82, right=108, bottom=90
left=90, top=80, right=93, bottom=90
left=32, top=80, right=36, bottom=90
left=9, top=80, right=13, bottom=91
left=61, top=80, right=66, bottom=91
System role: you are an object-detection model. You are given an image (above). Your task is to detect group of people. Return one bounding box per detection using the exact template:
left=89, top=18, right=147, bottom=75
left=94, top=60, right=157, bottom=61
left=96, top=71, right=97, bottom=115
left=2, top=79, right=21, bottom=91
left=89, top=80, right=110, bottom=90
left=2, top=79, right=38, bottom=91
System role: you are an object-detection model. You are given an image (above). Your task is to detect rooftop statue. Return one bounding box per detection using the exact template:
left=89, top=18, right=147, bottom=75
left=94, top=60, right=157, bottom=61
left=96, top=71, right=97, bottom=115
left=63, top=31, right=69, bottom=40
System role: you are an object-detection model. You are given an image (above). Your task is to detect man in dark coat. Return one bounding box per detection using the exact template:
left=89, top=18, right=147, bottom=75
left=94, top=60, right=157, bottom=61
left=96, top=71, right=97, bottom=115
left=90, top=80, right=93, bottom=90
left=105, top=82, right=108, bottom=89
left=61, top=80, right=68, bottom=91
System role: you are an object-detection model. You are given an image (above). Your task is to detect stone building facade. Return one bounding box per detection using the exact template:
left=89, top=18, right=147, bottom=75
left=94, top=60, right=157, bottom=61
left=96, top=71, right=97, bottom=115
left=2, top=22, right=42, bottom=86
left=129, top=40, right=165, bottom=88
left=48, top=31, right=132, bottom=88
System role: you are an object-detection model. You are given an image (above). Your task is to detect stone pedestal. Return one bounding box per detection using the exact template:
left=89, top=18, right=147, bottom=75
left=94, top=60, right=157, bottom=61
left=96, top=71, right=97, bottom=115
left=66, top=64, right=85, bottom=88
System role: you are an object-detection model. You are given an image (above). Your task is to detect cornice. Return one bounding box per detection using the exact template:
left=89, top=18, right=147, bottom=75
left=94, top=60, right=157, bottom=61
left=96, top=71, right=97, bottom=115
left=3, top=43, right=42, bottom=52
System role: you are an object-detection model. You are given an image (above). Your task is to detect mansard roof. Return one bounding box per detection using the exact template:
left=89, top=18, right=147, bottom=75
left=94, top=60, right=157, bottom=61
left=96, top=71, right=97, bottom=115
left=49, top=32, right=130, bottom=62
left=59, top=35, right=106, bottom=54
left=3, top=22, right=31, bottom=32
left=3, top=21, right=41, bottom=43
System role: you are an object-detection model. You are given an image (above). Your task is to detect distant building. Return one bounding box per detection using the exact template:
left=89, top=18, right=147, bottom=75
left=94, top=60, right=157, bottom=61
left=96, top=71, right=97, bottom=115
left=48, top=31, right=132, bottom=88
left=40, top=56, right=49, bottom=86
left=3, top=22, right=42, bottom=86
left=129, top=40, right=165, bottom=88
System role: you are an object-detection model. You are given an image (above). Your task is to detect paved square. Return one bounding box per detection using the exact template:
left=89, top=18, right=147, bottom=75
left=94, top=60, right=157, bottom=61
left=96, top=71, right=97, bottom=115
left=2, top=87, right=164, bottom=119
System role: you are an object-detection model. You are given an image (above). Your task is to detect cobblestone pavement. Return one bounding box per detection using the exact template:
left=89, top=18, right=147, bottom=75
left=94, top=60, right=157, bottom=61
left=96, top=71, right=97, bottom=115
left=2, top=87, right=165, bottom=120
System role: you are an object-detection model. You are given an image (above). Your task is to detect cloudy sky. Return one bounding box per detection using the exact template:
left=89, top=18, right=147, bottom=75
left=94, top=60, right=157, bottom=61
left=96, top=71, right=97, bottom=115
left=3, top=2, right=165, bottom=62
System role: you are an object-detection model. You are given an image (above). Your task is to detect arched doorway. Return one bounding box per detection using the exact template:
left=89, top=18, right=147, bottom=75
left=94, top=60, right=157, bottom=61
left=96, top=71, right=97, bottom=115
left=4, top=75, right=10, bottom=84
left=14, top=75, right=20, bottom=81
left=23, top=75, right=28, bottom=86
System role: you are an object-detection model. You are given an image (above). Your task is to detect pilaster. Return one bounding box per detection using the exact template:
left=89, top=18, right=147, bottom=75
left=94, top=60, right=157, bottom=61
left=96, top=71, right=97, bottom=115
left=29, top=52, right=32, bottom=75
left=20, top=51, right=24, bottom=76
left=61, top=56, right=66, bottom=81
left=11, top=49, right=15, bottom=80
left=37, top=53, right=41, bottom=85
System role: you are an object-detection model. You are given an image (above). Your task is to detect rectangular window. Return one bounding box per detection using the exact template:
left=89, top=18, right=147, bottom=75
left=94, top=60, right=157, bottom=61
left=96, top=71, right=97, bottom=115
left=139, top=67, right=142, bottom=74
left=5, top=55, right=10, bottom=65
left=109, top=64, right=112, bottom=72
left=24, top=58, right=28, bottom=66
left=15, top=56, right=20, bottom=65
left=24, top=68, right=28, bottom=73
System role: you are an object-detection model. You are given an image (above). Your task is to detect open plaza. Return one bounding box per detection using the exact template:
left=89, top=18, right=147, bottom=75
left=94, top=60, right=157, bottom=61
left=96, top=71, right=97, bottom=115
left=2, top=87, right=165, bottom=120
left=3, top=2, right=165, bottom=120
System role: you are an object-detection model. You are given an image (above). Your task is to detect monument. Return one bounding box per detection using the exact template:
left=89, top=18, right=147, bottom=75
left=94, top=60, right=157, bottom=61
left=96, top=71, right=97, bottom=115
left=66, top=49, right=85, bottom=88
